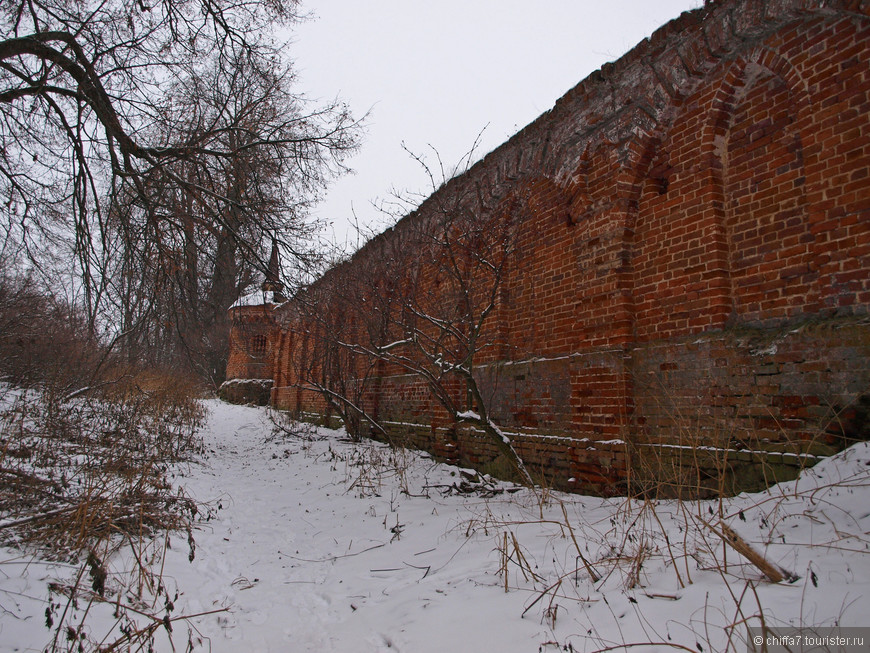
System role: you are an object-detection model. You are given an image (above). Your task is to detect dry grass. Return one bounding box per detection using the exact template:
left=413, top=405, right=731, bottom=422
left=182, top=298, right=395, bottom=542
left=0, top=371, right=209, bottom=651
left=450, top=392, right=870, bottom=651
left=464, top=454, right=870, bottom=653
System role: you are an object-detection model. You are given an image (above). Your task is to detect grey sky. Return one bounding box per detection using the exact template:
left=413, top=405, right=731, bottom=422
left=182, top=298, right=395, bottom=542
left=291, top=1, right=704, bottom=245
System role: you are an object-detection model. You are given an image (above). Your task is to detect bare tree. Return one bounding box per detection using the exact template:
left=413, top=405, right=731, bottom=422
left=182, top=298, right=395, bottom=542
left=0, top=0, right=360, bottom=372
left=290, top=240, right=407, bottom=441
left=104, top=49, right=356, bottom=383
left=0, top=265, right=105, bottom=390
left=293, top=144, right=534, bottom=485
left=376, top=190, right=532, bottom=486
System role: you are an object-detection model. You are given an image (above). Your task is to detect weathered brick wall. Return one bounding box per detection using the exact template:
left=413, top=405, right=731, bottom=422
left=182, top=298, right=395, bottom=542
left=631, top=316, right=870, bottom=495
left=268, top=0, right=870, bottom=495
left=224, top=305, right=279, bottom=382
left=633, top=319, right=870, bottom=448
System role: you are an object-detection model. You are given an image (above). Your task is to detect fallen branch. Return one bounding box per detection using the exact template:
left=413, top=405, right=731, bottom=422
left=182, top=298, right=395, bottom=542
left=704, top=520, right=797, bottom=583
left=0, top=506, right=76, bottom=531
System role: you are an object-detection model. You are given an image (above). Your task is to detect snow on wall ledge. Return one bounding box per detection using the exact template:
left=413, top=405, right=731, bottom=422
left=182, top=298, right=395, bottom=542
left=218, top=378, right=273, bottom=406
left=255, top=0, right=870, bottom=496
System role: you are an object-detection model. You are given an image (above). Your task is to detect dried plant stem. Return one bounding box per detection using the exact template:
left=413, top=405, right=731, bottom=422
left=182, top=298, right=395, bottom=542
left=561, top=502, right=600, bottom=583
left=645, top=498, right=685, bottom=589
left=503, top=531, right=509, bottom=593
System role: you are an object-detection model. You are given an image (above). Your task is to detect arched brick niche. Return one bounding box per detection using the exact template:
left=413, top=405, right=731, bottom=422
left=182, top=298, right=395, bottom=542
left=260, top=1, right=870, bottom=496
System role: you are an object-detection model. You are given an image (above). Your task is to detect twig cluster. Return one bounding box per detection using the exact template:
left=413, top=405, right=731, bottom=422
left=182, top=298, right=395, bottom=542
left=0, top=378, right=210, bottom=651
left=469, top=450, right=870, bottom=653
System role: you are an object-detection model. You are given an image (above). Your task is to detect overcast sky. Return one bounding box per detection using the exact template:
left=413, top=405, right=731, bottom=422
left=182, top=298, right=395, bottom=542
left=291, top=1, right=704, bottom=246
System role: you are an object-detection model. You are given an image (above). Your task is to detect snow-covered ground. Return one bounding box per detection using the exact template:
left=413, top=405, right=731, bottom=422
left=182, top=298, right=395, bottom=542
left=2, top=400, right=869, bottom=652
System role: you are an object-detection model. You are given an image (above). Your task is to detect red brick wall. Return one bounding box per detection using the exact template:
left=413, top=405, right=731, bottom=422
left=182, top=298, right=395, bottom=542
left=266, top=0, right=870, bottom=495
left=225, top=305, right=278, bottom=382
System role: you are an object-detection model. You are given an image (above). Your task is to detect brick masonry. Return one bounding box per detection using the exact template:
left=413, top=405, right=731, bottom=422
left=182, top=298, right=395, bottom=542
left=234, top=0, right=870, bottom=495
left=221, top=303, right=279, bottom=405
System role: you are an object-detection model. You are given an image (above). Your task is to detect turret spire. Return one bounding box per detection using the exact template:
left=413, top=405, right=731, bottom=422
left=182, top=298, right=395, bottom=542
left=261, top=239, right=285, bottom=302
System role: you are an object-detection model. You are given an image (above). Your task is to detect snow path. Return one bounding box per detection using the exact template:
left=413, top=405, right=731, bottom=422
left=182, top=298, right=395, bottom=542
left=155, top=402, right=870, bottom=652
left=160, top=400, right=552, bottom=652
left=3, top=399, right=870, bottom=652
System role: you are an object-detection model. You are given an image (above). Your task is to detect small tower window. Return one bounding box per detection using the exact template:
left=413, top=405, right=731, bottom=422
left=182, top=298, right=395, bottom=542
left=251, top=335, right=267, bottom=357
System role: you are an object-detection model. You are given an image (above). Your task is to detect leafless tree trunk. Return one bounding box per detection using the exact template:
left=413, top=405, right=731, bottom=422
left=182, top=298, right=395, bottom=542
left=0, top=0, right=361, bottom=382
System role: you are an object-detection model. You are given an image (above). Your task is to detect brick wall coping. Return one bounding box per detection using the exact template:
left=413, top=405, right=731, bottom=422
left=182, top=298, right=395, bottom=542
left=287, top=0, right=870, bottom=289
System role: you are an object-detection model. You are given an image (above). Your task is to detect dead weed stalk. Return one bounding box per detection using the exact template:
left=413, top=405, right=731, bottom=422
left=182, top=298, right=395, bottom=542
left=0, top=375, right=210, bottom=652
